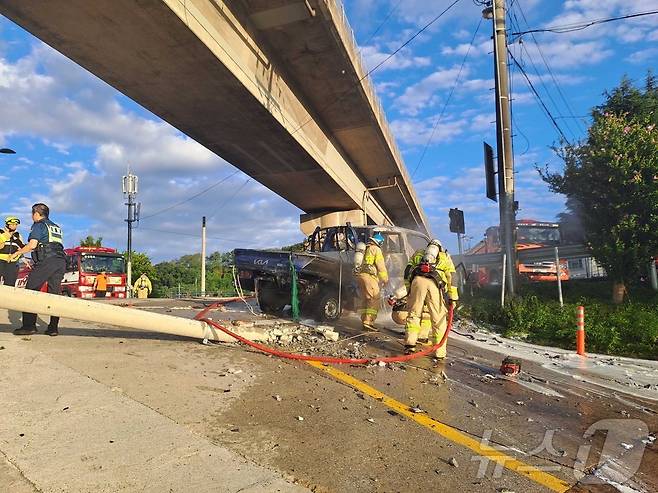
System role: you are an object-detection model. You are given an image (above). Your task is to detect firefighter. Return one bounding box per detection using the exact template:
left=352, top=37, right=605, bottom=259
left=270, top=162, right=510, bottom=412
left=403, top=239, right=458, bottom=358
left=10, top=203, right=65, bottom=336
left=133, top=273, right=152, bottom=299
left=0, top=216, right=25, bottom=287
left=354, top=232, right=388, bottom=331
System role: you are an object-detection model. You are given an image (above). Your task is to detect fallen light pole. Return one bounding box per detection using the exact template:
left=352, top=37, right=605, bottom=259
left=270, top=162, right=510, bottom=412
left=0, top=286, right=265, bottom=343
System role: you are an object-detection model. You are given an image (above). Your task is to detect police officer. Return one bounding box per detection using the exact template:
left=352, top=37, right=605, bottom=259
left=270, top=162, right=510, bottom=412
left=10, top=203, right=66, bottom=336
left=354, top=232, right=388, bottom=331
left=0, top=216, right=25, bottom=286
left=403, top=239, right=458, bottom=358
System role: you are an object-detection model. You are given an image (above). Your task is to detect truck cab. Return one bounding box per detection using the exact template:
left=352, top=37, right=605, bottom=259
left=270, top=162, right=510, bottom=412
left=235, top=225, right=429, bottom=321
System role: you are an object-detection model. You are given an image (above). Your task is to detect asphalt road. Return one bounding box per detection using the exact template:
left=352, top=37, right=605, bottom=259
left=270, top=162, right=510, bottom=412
left=1, top=299, right=656, bottom=493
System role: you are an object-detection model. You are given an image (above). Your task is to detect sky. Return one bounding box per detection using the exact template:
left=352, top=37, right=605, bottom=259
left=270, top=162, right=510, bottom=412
left=0, top=0, right=657, bottom=261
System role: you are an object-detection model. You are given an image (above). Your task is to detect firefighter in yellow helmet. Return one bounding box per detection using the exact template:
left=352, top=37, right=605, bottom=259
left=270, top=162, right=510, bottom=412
left=133, top=273, right=152, bottom=299
left=403, top=239, right=458, bottom=358
left=354, top=232, right=388, bottom=331
left=0, top=216, right=25, bottom=287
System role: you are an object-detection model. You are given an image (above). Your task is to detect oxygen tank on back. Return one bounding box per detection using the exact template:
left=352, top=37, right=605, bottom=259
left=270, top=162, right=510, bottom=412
left=423, top=243, right=440, bottom=264
left=353, top=242, right=367, bottom=273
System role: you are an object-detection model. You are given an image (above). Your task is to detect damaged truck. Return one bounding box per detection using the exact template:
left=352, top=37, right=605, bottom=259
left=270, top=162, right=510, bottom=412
left=234, top=213, right=430, bottom=322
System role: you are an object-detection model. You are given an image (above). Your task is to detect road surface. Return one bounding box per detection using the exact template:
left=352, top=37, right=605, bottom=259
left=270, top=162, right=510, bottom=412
left=1, top=299, right=656, bottom=492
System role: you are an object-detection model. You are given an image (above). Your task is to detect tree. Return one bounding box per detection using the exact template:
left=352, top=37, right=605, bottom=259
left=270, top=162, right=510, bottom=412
left=125, top=251, right=156, bottom=282
left=541, top=87, right=658, bottom=303
left=80, top=235, right=103, bottom=247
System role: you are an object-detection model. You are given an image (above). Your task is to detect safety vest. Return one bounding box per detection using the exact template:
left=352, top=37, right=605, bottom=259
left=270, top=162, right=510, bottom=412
left=33, top=219, right=64, bottom=262
left=360, top=244, right=388, bottom=282
left=0, top=229, right=25, bottom=262
left=405, top=248, right=458, bottom=299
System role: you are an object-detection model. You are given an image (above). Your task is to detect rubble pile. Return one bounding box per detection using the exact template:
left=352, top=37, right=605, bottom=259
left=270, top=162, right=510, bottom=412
left=229, top=318, right=369, bottom=358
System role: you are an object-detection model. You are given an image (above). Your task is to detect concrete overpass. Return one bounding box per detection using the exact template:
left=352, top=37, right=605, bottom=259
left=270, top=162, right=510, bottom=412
left=0, top=0, right=429, bottom=234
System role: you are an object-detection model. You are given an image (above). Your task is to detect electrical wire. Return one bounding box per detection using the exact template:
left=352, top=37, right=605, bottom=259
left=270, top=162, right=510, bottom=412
left=513, top=0, right=585, bottom=135
left=207, top=177, right=252, bottom=222
left=507, top=48, right=572, bottom=145
left=411, top=17, right=483, bottom=177
left=137, top=226, right=246, bottom=244
left=289, top=0, right=465, bottom=137
left=139, top=170, right=239, bottom=220
left=360, top=0, right=403, bottom=47
left=511, top=9, right=658, bottom=36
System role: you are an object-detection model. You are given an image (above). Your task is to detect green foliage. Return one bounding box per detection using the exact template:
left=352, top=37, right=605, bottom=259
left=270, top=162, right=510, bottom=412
left=151, top=250, right=236, bottom=297
left=462, top=281, right=658, bottom=360
left=80, top=235, right=103, bottom=247
left=124, top=251, right=156, bottom=281
left=540, top=74, right=658, bottom=299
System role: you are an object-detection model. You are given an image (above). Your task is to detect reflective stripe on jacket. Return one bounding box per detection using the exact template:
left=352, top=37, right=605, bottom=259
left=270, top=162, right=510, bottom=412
left=362, top=244, right=388, bottom=282
left=405, top=248, right=458, bottom=300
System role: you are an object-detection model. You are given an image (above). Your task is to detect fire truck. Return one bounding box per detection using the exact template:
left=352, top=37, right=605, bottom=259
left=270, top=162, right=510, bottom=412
left=17, top=246, right=127, bottom=298
left=466, top=219, right=569, bottom=285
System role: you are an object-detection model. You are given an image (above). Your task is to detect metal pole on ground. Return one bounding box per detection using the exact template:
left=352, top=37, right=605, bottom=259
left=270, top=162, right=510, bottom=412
left=555, top=247, right=564, bottom=307
left=500, top=253, right=507, bottom=308
left=201, top=216, right=207, bottom=297
left=489, top=0, right=517, bottom=297
left=576, top=305, right=586, bottom=356
left=122, top=172, right=138, bottom=298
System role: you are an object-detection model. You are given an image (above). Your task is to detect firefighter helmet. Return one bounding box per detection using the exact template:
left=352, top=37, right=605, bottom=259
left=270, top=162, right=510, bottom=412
left=370, top=232, right=385, bottom=246
left=5, top=216, right=20, bottom=225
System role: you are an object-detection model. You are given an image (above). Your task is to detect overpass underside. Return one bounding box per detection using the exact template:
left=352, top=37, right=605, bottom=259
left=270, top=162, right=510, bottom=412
left=0, top=0, right=429, bottom=234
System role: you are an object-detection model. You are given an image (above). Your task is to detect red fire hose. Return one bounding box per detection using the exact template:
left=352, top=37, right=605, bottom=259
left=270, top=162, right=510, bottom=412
left=194, top=301, right=454, bottom=365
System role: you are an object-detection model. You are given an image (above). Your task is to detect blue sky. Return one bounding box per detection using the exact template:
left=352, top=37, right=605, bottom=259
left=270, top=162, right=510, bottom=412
left=1, top=0, right=657, bottom=261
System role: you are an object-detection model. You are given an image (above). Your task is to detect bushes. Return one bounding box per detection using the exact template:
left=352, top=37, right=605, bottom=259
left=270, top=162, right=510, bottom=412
left=462, top=282, right=658, bottom=360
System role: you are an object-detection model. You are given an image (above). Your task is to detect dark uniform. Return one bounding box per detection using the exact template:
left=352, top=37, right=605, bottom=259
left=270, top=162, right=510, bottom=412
left=22, top=218, right=66, bottom=333
left=0, top=228, right=25, bottom=287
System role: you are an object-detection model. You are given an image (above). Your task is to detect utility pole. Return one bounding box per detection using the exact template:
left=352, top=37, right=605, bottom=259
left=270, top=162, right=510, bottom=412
left=201, top=216, right=206, bottom=297
left=122, top=172, right=139, bottom=297
left=485, top=0, right=517, bottom=297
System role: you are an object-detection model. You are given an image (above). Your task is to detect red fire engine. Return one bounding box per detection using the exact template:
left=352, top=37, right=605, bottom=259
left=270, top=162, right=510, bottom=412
left=17, top=246, right=127, bottom=298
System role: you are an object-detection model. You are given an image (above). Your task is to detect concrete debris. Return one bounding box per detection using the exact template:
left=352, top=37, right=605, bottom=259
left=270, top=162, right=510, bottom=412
left=642, top=434, right=656, bottom=445
left=273, top=395, right=282, bottom=402
left=410, top=406, right=426, bottom=414
left=226, top=368, right=243, bottom=375
left=448, top=457, right=459, bottom=468
left=366, top=418, right=375, bottom=423
left=621, top=443, right=634, bottom=450
left=620, top=410, right=630, bottom=417
left=296, top=416, right=304, bottom=421
left=468, top=400, right=478, bottom=408
left=516, top=401, right=525, bottom=406
left=497, top=489, right=516, bottom=493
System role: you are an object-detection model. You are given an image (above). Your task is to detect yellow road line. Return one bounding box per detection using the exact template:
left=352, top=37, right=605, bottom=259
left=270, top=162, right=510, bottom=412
left=307, top=361, right=571, bottom=493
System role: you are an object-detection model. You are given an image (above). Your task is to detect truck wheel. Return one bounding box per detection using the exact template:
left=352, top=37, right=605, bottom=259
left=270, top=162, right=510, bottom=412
left=317, top=290, right=341, bottom=322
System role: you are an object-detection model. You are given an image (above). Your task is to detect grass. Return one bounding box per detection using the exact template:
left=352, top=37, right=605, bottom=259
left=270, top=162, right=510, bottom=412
left=460, top=279, right=658, bottom=360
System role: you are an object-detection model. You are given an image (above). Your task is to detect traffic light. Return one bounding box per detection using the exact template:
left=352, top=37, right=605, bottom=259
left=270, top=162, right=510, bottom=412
left=449, top=208, right=465, bottom=234
left=483, top=142, right=497, bottom=202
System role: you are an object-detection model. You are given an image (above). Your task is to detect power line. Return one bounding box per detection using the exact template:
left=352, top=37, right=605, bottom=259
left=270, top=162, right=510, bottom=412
left=361, top=0, right=403, bottom=47
left=513, top=0, right=586, bottom=135
left=411, top=17, right=483, bottom=177
left=137, top=226, right=246, bottom=244
left=508, top=48, right=571, bottom=145
left=511, top=9, right=658, bottom=36
left=290, top=0, right=465, bottom=137
left=140, top=170, right=239, bottom=220
left=207, top=177, right=252, bottom=222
